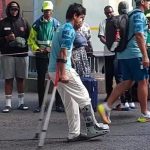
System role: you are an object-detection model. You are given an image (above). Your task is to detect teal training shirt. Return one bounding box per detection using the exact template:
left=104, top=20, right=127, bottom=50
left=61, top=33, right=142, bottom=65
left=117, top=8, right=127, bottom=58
left=117, top=9, right=148, bottom=59
left=48, top=22, right=76, bottom=72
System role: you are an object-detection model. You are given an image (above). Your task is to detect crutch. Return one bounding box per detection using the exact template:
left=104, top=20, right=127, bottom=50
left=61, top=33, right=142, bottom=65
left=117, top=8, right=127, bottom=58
left=34, top=79, right=51, bottom=139
left=38, top=68, right=59, bottom=148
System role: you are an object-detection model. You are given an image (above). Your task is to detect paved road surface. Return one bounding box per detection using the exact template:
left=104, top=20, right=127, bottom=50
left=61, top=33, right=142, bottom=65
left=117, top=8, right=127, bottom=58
left=0, top=86, right=150, bottom=150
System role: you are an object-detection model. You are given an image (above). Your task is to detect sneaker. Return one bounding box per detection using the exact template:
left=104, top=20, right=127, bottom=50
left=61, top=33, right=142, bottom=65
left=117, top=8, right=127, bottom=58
left=33, top=107, right=41, bottom=113
left=67, top=133, right=88, bottom=142
left=97, top=103, right=111, bottom=124
left=17, top=104, right=28, bottom=110
left=137, top=111, right=150, bottom=122
left=2, top=106, right=11, bottom=113
left=55, top=106, right=65, bottom=112
left=129, top=102, right=135, bottom=109
left=124, top=102, right=129, bottom=108
left=113, top=104, right=130, bottom=111
left=96, top=123, right=109, bottom=130
left=86, top=123, right=109, bottom=138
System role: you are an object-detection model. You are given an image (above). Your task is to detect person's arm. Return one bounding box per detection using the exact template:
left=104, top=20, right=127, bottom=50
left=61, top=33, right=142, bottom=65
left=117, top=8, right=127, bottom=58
left=98, top=20, right=106, bottom=44
left=57, top=48, right=69, bottom=83
left=57, top=26, right=75, bottom=83
left=98, top=35, right=106, bottom=44
left=134, top=13, right=149, bottom=67
left=27, top=27, right=40, bottom=52
left=135, top=32, right=149, bottom=67
left=0, top=20, right=15, bottom=44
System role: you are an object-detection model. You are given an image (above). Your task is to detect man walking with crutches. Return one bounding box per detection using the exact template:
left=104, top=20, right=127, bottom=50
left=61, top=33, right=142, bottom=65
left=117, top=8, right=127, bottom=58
left=48, top=3, right=109, bottom=142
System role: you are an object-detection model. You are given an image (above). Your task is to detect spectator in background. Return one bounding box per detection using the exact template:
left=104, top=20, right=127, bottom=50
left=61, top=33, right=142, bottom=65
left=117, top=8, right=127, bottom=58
left=72, top=22, right=92, bottom=77
left=0, top=1, right=30, bottom=113
left=98, top=0, right=150, bottom=124
left=28, top=1, right=60, bottom=113
left=98, top=6, right=116, bottom=101
left=113, top=1, right=135, bottom=111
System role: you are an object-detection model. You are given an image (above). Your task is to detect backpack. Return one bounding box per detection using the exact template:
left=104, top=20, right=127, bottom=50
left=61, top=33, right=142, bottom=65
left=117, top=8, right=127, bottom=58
left=107, top=10, right=142, bottom=52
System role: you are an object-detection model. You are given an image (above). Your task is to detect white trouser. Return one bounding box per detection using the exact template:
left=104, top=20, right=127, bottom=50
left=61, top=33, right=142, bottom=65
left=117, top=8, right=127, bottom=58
left=49, top=68, right=97, bottom=139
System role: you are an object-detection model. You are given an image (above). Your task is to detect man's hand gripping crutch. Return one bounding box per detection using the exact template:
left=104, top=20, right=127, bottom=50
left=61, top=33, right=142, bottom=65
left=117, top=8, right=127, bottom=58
left=38, top=48, right=68, bottom=148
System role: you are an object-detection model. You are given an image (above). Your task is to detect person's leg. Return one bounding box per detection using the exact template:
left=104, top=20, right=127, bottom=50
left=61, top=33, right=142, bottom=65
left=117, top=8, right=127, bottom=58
left=55, top=90, right=64, bottom=112
left=15, top=57, right=29, bottom=110
left=15, top=77, right=28, bottom=110
left=98, top=80, right=133, bottom=124
left=138, top=79, right=148, bottom=113
left=125, top=89, right=135, bottom=109
left=129, top=58, right=149, bottom=117
left=80, top=47, right=91, bottom=77
left=58, top=87, right=81, bottom=139
left=50, top=69, right=109, bottom=140
left=98, top=59, right=134, bottom=123
left=1, top=56, right=15, bottom=112
left=105, top=56, right=115, bottom=100
left=114, top=57, right=125, bottom=105
left=35, top=56, right=49, bottom=110
left=107, top=80, right=133, bottom=108
left=114, top=59, right=130, bottom=110
left=4, top=79, right=14, bottom=109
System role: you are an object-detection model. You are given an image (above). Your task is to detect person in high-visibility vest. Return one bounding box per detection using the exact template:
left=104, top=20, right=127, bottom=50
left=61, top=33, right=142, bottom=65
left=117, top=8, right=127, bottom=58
left=28, top=1, right=60, bottom=113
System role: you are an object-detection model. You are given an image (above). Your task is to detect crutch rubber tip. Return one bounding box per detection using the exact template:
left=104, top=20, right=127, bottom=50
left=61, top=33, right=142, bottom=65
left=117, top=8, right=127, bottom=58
left=36, top=146, right=42, bottom=150
left=34, top=133, right=39, bottom=139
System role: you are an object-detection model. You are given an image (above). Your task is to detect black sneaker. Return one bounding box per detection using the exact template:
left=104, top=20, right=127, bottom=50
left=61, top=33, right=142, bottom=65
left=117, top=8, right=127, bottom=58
left=67, top=133, right=88, bottom=142
left=33, top=107, right=41, bottom=113
left=2, top=106, right=12, bottom=113
left=17, top=104, right=28, bottom=110
left=56, top=106, right=65, bottom=112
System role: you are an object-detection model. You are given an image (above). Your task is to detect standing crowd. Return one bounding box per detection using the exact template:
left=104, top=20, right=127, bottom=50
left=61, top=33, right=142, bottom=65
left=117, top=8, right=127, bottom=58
left=0, top=0, right=150, bottom=142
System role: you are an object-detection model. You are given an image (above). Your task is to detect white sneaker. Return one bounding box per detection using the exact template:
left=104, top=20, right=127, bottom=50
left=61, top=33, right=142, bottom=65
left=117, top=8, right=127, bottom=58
left=96, top=123, right=109, bottom=130
left=142, top=111, right=150, bottom=118
left=129, top=102, right=135, bottom=109
left=124, top=102, right=129, bottom=108
left=137, top=111, right=150, bottom=122
left=97, top=103, right=111, bottom=124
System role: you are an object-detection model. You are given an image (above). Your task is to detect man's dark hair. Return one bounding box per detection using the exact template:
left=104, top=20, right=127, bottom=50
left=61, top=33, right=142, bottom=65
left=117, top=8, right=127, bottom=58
left=66, top=3, right=86, bottom=20
left=135, top=0, right=141, bottom=6
left=104, top=5, right=113, bottom=12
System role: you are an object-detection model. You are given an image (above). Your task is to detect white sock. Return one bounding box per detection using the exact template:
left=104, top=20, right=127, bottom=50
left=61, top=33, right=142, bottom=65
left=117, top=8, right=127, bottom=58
left=18, top=93, right=24, bottom=106
left=5, top=95, right=12, bottom=107
left=104, top=103, right=112, bottom=111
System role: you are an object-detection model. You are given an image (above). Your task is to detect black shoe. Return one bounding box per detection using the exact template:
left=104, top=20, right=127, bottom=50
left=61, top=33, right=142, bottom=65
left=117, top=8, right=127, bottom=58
left=2, top=106, right=12, bottom=113
left=17, top=104, right=28, bottom=110
left=33, top=107, right=41, bottom=113
left=56, top=106, right=65, bottom=112
left=67, top=133, right=88, bottom=142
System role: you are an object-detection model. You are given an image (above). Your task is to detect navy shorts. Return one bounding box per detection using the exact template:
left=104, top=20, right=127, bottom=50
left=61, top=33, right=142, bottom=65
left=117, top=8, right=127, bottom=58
left=118, top=58, right=149, bottom=82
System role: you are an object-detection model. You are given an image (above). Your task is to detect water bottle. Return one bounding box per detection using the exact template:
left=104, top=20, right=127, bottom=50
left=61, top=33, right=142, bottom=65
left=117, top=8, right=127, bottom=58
left=110, top=29, right=120, bottom=52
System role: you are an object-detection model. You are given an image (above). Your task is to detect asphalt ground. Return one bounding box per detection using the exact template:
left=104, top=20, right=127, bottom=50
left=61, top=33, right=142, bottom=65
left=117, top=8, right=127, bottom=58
left=0, top=81, right=150, bottom=150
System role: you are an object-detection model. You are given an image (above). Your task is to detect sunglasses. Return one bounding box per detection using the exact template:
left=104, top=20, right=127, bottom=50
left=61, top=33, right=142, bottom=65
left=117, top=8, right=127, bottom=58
left=105, top=11, right=113, bottom=15
left=10, top=8, right=19, bottom=11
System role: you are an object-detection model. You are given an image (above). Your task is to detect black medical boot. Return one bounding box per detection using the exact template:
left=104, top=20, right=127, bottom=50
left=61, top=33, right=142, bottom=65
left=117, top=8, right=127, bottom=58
left=81, top=104, right=110, bottom=138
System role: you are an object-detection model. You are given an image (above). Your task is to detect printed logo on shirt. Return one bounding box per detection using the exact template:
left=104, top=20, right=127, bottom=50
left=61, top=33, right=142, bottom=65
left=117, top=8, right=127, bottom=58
left=20, top=27, right=25, bottom=32
left=4, top=27, right=11, bottom=30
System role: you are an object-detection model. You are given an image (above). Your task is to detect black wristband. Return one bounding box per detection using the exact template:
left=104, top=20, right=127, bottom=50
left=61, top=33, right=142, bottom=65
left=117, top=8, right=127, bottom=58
left=57, top=58, right=67, bottom=63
